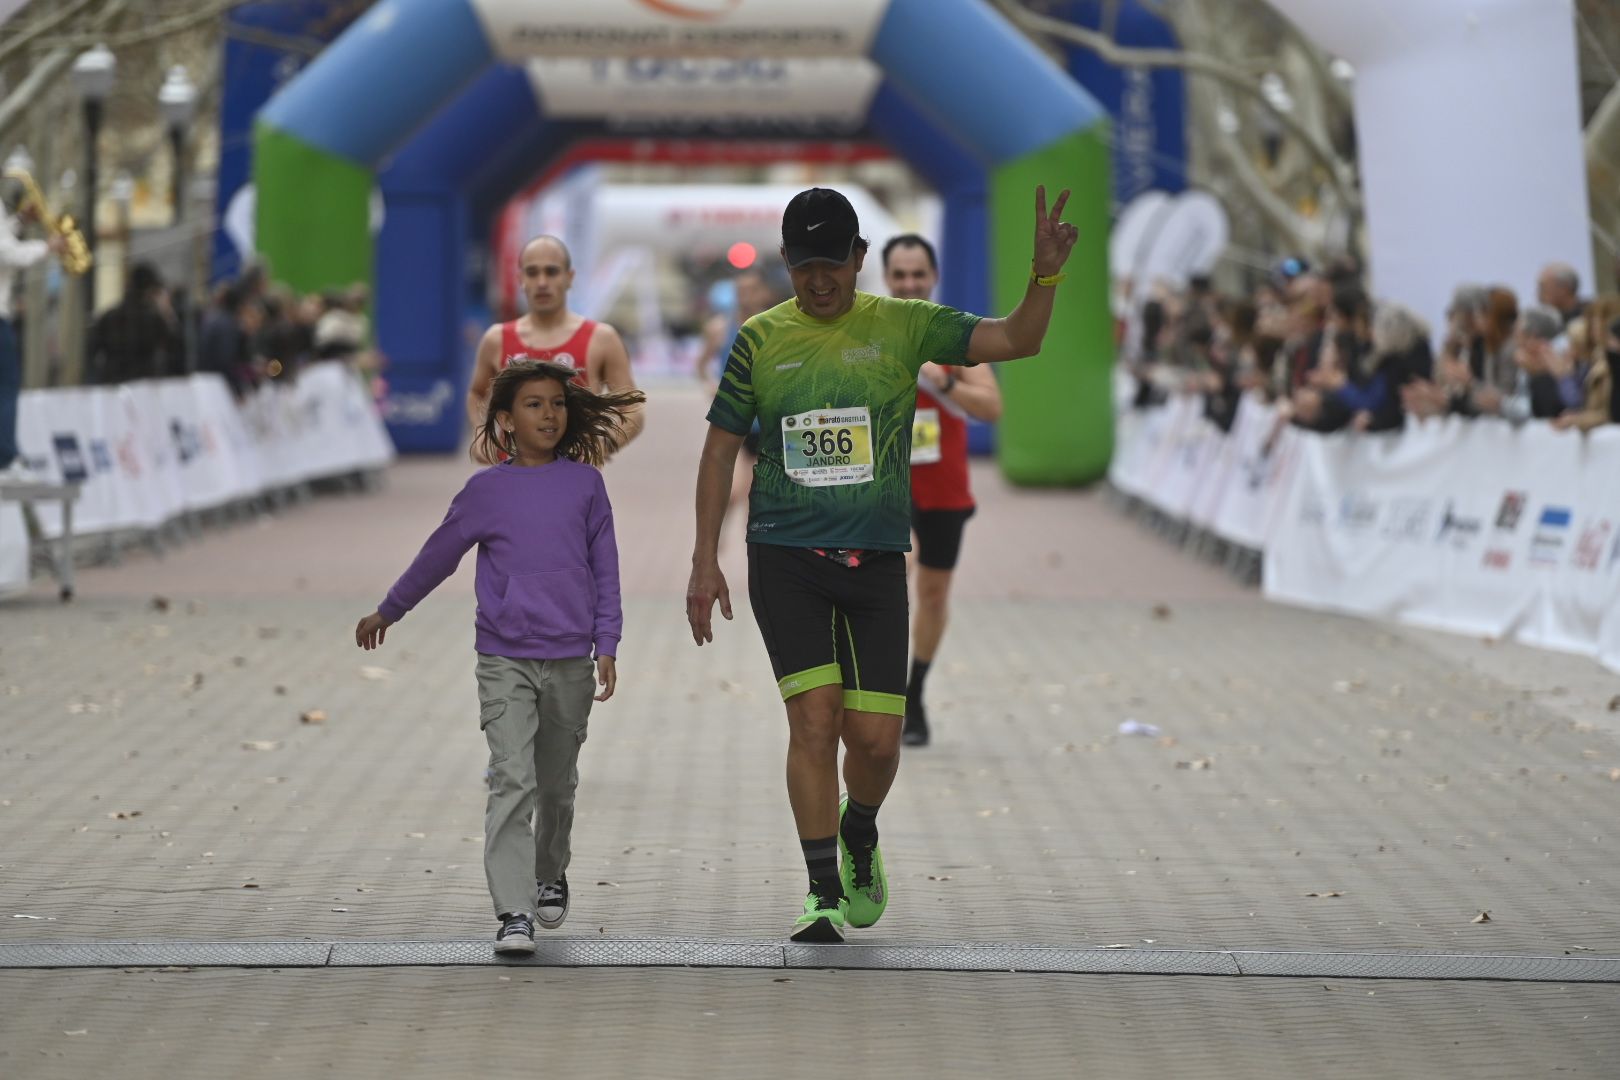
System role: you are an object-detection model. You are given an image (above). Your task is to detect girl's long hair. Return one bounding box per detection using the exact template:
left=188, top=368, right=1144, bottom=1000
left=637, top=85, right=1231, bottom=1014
left=472, top=360, right=645, bottom=468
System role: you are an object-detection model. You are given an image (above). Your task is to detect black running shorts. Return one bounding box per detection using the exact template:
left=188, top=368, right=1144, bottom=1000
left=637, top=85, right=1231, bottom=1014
left=746, top=543, right=909, bottom=716
left=911, top=506, right=976, bottom=571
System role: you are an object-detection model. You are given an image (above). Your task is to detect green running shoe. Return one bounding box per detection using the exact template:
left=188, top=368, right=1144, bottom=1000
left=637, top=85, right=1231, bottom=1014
left=790, top=889, right=848, bottom=943
left=839, top=795, right=889, bottom=929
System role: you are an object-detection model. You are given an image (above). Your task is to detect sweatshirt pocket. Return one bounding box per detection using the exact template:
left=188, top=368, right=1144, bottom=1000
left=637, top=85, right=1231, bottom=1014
left=499, top=568, right=596, bottom=641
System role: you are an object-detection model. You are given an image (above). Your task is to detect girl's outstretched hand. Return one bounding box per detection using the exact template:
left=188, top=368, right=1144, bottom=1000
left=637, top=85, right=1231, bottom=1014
left=595, top=655, right=617, bottom=702
left=356, top=611, right=393, bottom=650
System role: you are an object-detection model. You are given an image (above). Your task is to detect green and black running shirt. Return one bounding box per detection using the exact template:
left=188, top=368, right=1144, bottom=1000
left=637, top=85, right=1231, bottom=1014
left=707, top=292, right=981, bottom=551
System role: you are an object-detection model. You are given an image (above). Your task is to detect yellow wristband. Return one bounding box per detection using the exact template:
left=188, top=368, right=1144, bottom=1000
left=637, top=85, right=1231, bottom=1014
left=1030, top=268, right=1066, bottom=287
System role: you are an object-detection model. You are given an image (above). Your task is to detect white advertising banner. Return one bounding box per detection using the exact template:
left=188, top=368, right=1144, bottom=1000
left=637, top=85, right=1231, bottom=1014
left=528, top=57, right=881, bottom=124
left=9, top=365, right=394, bottom=544
left=476, top=0, right=889, bottom=60
left=1116, top=398, right=1620, bottom=676
left=1209, top=397, right=1295, bottom=551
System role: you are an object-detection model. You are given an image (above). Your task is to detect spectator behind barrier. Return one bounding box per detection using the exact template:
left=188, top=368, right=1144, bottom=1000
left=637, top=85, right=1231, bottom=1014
left=1515, top=304, right=1568, bottom=422
left=1536, top=262, right=1585, bottom=330
left=197, top=284, right=265, bottom=399
left=88, top=262, right=180, bottom=384
left=1548, top=297, right=1618, bottom=431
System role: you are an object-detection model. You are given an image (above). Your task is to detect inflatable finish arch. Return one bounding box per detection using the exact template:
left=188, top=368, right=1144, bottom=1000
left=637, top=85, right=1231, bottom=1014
left=254, top=0, right=1113, bottom=484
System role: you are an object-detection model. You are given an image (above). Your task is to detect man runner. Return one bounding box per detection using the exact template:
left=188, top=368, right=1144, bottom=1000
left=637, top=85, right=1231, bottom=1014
left=468, top=235, right=644, bottom=459
left=882, top=234, right=1004, bottom=747
left=687, top=186, right=1078, bottom=942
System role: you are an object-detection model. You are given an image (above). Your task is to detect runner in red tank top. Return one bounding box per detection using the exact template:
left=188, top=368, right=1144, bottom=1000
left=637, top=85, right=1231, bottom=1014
left=884, top=234, right=1004, bottom=747
left=468, top=235, right=644, bottom=462
left=499, top=318, right=595, bottom=385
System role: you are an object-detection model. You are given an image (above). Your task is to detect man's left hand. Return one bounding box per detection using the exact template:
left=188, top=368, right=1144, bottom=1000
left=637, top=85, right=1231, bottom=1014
left=1032, top=185, right=1079, bottom=276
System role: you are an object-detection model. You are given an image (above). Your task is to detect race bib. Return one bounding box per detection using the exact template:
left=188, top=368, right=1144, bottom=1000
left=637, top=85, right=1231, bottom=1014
left=782, top=406, right=874, bottom=487
left=911, top=407, right=941, bottom=465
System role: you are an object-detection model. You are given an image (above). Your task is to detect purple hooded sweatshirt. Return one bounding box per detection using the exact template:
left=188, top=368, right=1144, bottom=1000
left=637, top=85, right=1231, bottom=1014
left=377, top=460, right=621, bottom=659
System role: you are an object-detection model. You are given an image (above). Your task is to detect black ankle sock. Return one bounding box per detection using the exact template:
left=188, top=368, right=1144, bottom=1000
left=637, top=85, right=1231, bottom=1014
left=907, top=658, right=932, bottom=701
left=841, top=796, right=880, bottom=848
left=802, top=836, right=841, bottom=899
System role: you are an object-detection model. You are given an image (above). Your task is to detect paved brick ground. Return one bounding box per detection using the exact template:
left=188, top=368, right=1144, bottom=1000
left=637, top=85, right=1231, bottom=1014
left=2, top=384, right=1617, bottom=1077
left=2, top=969, right=1615, bottom=1080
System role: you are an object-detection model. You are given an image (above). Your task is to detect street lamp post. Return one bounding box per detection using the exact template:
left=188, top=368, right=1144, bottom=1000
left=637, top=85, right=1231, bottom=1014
left=70, top=44, right=115, bottom=357
left=158, top=66, right=196, bottom=225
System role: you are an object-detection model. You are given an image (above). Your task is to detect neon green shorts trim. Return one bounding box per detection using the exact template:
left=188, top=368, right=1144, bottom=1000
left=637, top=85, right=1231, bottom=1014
left=747, top=544, right=909, bottom=712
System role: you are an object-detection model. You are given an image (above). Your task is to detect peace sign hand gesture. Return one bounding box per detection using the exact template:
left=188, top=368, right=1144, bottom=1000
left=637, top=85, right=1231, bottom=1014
left=1033, top=185, right=1079, bottom=277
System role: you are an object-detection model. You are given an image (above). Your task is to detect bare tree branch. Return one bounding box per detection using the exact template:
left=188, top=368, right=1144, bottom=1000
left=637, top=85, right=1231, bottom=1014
left=1002, top=2, right=1361, bottom=217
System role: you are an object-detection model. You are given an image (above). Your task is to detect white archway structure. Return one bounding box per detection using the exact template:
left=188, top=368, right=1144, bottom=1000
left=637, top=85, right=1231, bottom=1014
left=1272, top=0, right=1593, bottom=330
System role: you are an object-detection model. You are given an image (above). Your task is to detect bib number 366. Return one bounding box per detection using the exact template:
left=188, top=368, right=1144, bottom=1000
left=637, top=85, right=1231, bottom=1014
left=782, top=406, right=874, bottom=487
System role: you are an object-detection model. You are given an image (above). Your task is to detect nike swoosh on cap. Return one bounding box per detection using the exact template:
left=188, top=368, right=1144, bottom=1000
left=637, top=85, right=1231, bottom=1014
left=805, top=221, right=826, bottom=231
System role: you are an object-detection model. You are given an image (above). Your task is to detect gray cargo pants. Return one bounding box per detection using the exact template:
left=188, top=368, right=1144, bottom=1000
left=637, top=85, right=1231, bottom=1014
left=475, top=653, right=595, bottom=918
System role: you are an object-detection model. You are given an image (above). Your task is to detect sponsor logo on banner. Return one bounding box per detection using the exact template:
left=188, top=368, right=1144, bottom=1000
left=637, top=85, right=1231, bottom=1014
left=488, top=0, right=887, bottom=59
left=169, top=419, right=201, bottom=464
left=1571, top=520, right=1612, bottom=571
left=381, top=381, right=454, bottom=426
left=89, top=439, right=113, bottom=474
left=529, top=58, right=880, bottom=131
left=115, top=433, right=142, bottom=478
left=1435, top=501, right=1483, bottom=548
left=636, top=0, right=742, bottom=19
left=1494, top=490, right=1528, bottom=531
left=52, top=434, right=88, bottom=483
left=1482, top=548, right=1513, bottom=570
left=1336, top=494, right=1379, bottom=531
left=1530, top=506, right=1573, bottom=565
left=1381, top=497, right=1433, bottom=542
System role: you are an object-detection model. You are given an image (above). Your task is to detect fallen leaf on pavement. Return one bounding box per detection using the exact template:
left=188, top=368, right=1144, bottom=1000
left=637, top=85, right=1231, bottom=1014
left=299, top=710, right=326, bottom=725
left=597, top=881, right=620, bottom=887
left=1471, top=911, right=1492, bottom=924
left=1151, top=604, right=1172, bottom=620
left=404, top=832, right=426, bottom=839
left=1608, top=695, right=1620, bottom=712
left=106, top=810, right=142, bottom=820
left=242, top=741, right=280, bottom=752
left=150, top=597, right=169, bottom=612
left=358, top=667, right=390, bottom=681
left=1304, top=891, right=1343, bottom=898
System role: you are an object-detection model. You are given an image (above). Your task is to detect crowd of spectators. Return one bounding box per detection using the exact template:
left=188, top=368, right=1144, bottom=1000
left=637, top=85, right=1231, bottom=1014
left=87, top=261, right=380, bottom=398
left=1125, top=259, right=1620, bottom=436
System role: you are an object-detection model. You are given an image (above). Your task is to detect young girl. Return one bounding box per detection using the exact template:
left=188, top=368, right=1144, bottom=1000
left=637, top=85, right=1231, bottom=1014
left=355, top=360, right=645, bottom=955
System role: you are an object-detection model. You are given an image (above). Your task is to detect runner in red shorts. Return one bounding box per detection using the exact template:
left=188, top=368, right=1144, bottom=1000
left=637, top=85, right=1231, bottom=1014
left=883, top=234, right=1004, bottom=747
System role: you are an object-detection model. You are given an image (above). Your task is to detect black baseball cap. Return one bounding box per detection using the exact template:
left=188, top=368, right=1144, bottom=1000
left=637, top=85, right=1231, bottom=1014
left=781, top=187, right=861, bottom=267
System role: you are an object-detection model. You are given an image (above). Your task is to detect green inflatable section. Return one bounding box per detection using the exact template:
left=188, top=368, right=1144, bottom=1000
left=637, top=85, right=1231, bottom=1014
left=990, top=126, right=1114, bottom=486
left=254, top=125, right=374, bottom=295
